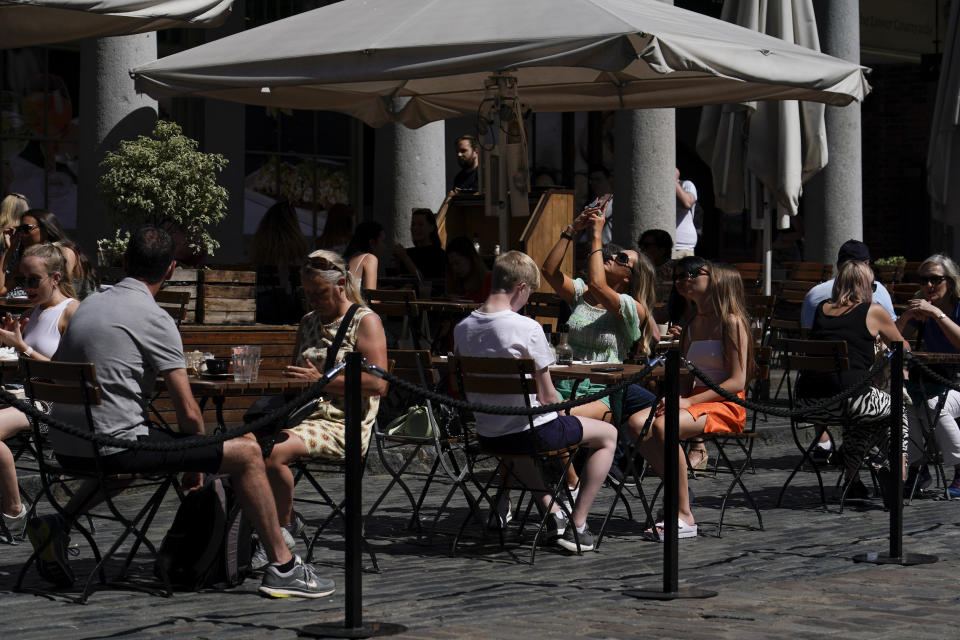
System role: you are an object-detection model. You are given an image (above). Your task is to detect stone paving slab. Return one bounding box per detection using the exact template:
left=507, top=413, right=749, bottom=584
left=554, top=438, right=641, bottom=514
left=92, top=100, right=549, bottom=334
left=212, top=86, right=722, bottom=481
left=2, top=418, right=959, bottom=639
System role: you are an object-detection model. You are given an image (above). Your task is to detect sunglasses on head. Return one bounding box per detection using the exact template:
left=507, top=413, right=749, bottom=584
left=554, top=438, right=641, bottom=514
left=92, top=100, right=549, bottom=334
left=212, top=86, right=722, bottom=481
left=921, top=275, right=947, bottom=286
left=307, top=253, right=345, bottom=274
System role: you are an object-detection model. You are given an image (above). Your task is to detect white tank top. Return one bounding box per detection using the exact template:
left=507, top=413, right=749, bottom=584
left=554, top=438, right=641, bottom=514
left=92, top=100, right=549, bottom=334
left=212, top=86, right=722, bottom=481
left=687, top=339, right=724, bottom=388
left=24, top=298, right=71, bottom=359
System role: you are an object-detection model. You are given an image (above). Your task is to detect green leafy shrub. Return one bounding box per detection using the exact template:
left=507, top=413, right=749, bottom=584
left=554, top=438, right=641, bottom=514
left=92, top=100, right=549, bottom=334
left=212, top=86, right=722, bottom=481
left=98, top=120, right=228, bottom=256
left=874, top=256, right=906, bottom=267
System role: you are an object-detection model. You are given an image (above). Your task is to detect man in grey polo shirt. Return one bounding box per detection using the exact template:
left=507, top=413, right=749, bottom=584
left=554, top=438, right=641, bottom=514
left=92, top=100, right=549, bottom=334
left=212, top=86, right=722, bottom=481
left=31, top=227, right=333, bottom=599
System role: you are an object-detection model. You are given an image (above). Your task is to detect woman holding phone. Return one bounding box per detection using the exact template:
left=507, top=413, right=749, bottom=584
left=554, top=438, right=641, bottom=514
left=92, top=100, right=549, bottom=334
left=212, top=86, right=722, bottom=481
left=541, top=201, right=659, bottom=494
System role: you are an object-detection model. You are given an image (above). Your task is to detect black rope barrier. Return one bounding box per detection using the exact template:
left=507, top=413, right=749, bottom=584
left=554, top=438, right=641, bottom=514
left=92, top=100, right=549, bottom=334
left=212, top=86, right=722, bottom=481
left=903, top=352, right=960, bottom=393
left=681, top=352, right=894, bottom=418
left=1, top=363, right=342, bottom=452
left=364, top=357, right=663, bottom=415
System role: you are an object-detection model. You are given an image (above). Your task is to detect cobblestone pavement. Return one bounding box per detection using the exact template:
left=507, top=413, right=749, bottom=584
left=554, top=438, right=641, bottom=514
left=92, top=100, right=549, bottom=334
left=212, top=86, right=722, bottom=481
left=2, top=416, right=959, bottom=639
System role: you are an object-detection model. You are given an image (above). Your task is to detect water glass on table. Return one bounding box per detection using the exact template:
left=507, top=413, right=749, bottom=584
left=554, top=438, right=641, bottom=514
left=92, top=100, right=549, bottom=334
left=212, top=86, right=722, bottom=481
left=231, top=345, right=262, bottom=382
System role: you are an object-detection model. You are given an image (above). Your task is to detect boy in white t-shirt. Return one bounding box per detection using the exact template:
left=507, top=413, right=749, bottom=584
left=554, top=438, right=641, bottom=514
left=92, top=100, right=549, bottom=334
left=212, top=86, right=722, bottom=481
left=453, top=251, right=617, bottom=552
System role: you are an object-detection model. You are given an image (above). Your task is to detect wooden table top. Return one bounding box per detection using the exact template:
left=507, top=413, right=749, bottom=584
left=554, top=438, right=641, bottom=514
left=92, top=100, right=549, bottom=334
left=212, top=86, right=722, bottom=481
left=909, top=351, right=960, bottom=364
left=183, top=373, right=312, bottom=396
left=431, top=356, right=664, bottom=384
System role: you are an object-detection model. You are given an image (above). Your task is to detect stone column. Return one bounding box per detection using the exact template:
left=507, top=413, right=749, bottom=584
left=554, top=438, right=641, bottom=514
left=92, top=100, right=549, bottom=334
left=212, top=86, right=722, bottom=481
left=77, top=33, right=158, bottom=255
left=373, top=120, right=445, bottom=248
left=612, top=109, right=676, bottom=251
left=805, top=0, right=862, bottom=264
left=204, top=0, right=246, bottom=263
left=611, top=0, right=675, bottom=252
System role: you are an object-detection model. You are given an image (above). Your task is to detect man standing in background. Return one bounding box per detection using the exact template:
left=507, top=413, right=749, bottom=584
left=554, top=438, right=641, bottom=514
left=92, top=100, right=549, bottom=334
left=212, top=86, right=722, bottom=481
left=674, top=168, right=698, bottom=258
left=451, top=135, right=480, bottom=194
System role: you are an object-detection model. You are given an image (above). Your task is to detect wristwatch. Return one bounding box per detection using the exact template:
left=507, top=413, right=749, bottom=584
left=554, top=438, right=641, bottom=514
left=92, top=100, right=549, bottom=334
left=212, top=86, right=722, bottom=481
left=560, top=227, right=574, bottom=240
left=936, top=312, right=947, bottom=321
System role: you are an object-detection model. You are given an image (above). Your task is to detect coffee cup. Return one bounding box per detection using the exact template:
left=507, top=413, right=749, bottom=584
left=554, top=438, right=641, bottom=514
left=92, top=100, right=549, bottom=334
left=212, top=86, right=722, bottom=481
left=205, top=357, right=231, bottom=375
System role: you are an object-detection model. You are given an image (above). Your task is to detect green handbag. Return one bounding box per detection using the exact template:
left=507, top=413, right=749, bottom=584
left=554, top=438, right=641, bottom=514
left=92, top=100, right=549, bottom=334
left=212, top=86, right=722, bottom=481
left=385, top=405, right=435, bottom=438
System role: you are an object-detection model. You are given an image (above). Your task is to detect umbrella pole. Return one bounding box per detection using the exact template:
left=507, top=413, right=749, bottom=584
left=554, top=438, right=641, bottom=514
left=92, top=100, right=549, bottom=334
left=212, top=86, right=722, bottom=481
left=762, top=185, right=772, bottom=296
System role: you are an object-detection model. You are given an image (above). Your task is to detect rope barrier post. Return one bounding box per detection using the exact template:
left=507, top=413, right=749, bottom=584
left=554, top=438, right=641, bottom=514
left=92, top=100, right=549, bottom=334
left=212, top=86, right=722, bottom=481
left=624, top=348, right=716, bottom=600
left=853, top=342, right=937, bottom=567
left=300, top=353, right=407, bottom=638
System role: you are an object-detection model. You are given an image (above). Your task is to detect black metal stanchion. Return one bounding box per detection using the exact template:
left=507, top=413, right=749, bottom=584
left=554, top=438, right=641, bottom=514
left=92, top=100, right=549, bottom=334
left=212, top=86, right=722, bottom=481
left=853, top=342, right=937, bottom=566
left=624, top=349, right=717, bottom=600
left=300, top=353, right=407, bottom=638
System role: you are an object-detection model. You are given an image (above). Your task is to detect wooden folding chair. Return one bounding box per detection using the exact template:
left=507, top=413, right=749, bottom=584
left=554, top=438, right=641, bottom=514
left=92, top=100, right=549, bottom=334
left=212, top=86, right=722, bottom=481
left=155, top=289, right=191, bottom=326
left=15, top=360, right=178, bottom=603
left=368, top=350, right=479, bottom=538
left=450, top=355, right=585, bottom=563
left=364, top=288, right=427, bottom=350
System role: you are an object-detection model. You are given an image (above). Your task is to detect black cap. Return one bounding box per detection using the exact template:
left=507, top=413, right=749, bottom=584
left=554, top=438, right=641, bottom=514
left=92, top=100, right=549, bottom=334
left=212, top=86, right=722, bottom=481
left=837, top=239, right=870, bottom=265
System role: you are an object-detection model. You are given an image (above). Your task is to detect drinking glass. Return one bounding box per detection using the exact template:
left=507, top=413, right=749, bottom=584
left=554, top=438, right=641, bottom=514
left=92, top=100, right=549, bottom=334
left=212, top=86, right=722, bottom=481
left=231, top=345, right=262, bottom=382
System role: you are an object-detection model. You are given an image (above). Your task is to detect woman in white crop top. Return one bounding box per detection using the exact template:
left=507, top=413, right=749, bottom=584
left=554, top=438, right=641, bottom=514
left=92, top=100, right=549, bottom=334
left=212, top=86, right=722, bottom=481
left=0, top=243, right=79, bottom=532
left=626, top=260, right=752, bottom=540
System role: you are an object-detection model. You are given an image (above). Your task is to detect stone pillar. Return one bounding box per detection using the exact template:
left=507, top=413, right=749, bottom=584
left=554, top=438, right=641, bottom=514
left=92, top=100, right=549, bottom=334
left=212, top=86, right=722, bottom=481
left=805, top=0, right=862, bottom=264
left=611, top=0, right=675, bottom=252
left=612, top=109, right=676, bottom=251
left=77, top=33, right=158, bottom=256
left=373, top=120, right=445, bottom=248
left=204, top=0, right=245, bottom=263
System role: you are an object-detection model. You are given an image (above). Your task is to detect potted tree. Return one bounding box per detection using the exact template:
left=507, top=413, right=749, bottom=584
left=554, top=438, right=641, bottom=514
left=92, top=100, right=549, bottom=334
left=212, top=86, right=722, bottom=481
left=98, top=121, right=231, bottom=322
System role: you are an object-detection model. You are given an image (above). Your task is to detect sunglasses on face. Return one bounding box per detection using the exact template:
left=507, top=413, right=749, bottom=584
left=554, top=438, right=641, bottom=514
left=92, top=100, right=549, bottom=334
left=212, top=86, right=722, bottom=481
left=16, top=223, right=37, bottom=234
left=674, top=268, right=709, bottom=282
left=611, top=252, right=631, bottom=267
left=921, top=275, right=947, bottom=286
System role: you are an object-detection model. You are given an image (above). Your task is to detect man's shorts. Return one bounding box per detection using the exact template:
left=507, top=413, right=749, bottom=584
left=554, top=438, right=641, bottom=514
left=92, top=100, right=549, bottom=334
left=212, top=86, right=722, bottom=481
left=478, top=415, right=583, bottom=455
left=621, top=384, right=657, bottom=418
left=55, top=429, right=224, bottom=475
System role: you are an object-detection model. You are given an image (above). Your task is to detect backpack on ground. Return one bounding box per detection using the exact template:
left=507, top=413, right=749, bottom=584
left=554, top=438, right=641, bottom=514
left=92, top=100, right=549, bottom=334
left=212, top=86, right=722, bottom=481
left=154, top=475, right=253, bottom=590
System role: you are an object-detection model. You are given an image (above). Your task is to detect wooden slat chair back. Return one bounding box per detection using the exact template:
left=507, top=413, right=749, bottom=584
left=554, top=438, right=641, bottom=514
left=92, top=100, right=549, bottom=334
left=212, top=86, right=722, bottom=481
left=16, top=359, right=176, bottom=602
left=776, top=339, right=854, bottom=509
left=451, top=355, right=585, bottom=562
left=901, top=262, right=924, bottom=283
left=783, top=262, right=832, bottom=282
left=891, top=283, right=921, bottom=306
left=155, top=290, right=191, bottom=326
left=524, top=292, right=565, bottom=333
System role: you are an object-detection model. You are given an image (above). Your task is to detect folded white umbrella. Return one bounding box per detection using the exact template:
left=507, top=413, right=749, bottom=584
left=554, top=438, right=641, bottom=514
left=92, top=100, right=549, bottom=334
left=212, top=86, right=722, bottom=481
left=928, top=0, right=960, bottom=212
left=696, top=0, right=828, bottom=220
left=131, top=0, right=869, bottom=129
left=0, top=0, right=233, bottom=49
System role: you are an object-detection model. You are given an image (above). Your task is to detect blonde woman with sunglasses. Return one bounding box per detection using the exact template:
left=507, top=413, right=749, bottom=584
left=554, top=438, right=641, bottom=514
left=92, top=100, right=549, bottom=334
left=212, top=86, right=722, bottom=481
left=260, top=250, right=388, bottom=556
left=0, top=243, right=79, bottom=536
left=897, top=254, right=960, bottom=496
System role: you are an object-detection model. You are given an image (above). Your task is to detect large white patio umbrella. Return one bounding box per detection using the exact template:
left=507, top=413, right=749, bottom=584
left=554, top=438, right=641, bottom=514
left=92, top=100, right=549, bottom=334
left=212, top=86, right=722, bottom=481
left=0, top=0, right=233, bottom=49
left=130, top=0, right=869, bottom=247
left=928, top=0, right=960, bottom=248
left=696, top=0, right=827, bottom=292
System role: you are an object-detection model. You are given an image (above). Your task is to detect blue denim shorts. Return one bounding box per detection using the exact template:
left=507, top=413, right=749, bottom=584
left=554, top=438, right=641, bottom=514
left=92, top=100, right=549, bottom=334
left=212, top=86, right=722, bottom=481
left=621, top=383, right=657, bottom=418
left=478, top=415, right=583, bottom=455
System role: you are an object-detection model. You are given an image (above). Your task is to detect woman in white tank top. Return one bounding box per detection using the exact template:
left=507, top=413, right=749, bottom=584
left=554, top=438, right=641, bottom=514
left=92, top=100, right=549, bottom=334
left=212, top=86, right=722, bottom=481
left=0, top=243, right=79, bottom=531
left=626, top=259, right=752, bottom=540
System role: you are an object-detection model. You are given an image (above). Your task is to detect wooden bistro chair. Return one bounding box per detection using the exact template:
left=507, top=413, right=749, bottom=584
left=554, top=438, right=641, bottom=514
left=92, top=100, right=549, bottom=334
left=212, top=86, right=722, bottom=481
left=451, top=355, right=586, bottom=563
left=696, top=345, right=771, bottom=536
left=15, top=360, right=179, bottom=603
left=368, top=350, right=479, bottom=539
left=155, top=289, right=191, bottom=326
left=777, top=339, right=886, bottom=511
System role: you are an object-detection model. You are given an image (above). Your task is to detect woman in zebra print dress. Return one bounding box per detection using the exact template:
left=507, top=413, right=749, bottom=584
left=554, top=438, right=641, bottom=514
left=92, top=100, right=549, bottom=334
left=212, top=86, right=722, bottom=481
left=796, top=260, right=909, bottom=492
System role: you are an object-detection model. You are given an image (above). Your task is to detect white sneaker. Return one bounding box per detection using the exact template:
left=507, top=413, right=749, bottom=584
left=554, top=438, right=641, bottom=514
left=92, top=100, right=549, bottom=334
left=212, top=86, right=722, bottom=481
left=2, top=503, right=27, bottom=541
left=559, top=485, right=579, bottom=516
